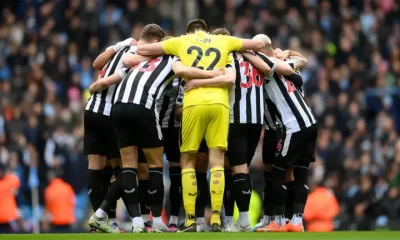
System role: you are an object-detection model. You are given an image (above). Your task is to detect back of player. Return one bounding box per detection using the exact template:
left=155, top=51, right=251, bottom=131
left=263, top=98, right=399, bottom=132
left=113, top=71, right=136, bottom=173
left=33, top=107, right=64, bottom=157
left=162, top=20, right=244, bottom=232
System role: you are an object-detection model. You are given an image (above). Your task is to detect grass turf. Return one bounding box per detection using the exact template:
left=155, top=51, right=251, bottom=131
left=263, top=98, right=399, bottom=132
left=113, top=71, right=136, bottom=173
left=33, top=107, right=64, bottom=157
left=1, top=232, right=400, bottom=240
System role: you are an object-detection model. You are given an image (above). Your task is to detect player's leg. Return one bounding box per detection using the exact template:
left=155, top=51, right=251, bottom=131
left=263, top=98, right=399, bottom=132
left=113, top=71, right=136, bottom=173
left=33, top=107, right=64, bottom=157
left=226, top=125, right=250, bottom=232
left=163, top=127, right=182, bottom=231
left=257, top=130, right=302, bottom=232
left=286, top=126, right=318, bottom=232
left=205, top=104, right=230, bottom=232
left=253, top=129, right=276, bottom=231
left=195, top=141, right=210, bottom=232
left=114, top=103, right=143, bottom=232
left=285, top=167, right=295, bottom=223
left=103, top=158, right=120, bottom=231
left=179, top=105, right=206, bottom=232
left=223, top=159, right=234, bottom=228
left=140, top=109, right=168, bottom=232
left=84, top=111, right=107, bottom=214
left=137, top=150, right=152, bottom=232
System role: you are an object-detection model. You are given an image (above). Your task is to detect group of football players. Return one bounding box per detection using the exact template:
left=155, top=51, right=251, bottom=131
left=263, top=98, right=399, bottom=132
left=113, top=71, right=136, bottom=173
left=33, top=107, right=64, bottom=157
left=83, top=18, right=317, bottom=233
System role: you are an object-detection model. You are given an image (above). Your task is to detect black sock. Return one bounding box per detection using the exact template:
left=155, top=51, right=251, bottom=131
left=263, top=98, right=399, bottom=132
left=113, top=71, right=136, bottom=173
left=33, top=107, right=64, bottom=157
left=293, top=166, right=309, bottom=214
left=223, top=169, right=234, bottom=217
left=102, top=166, right=115, bottom=218
left=101, top=168, right=123, bottom=215
left=285, top=181, right=296, bottom=219
left=263, top=171, right=274, bottom=216
left=232, top=173, right=252, bottom=212
left=195, top=172, right=208, bottom=218
left=246, top=173, right=252, bottom=190
left=148, top=168, right=164, bottom=218
left=88, top=169, right=105, bottom=211
left=272, top=166, right=287, bottom=216
left=121, top=168, right=140, bottom=217
left=139, top=180, right=150, bottom=216
left=169, top=167, right=182, bottom=217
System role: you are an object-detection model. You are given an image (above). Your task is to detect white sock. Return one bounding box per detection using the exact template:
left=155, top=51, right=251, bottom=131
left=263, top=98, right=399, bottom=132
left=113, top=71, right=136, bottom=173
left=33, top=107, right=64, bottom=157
left=109, top=218, right=117, bottom=225
left=132, top=217, right=144, bottom=227
left=262, top=215, right=272, bottom=224
left=224, top=216, right=233, bottom=225
left=95, top=209, right=107, bottom=218
left=196, top=217, right=205, bottom=224
left=142, top=214, right=151, bottom=222
left=291, top=214, right=303, bottom=226
left=153, top=217, right=164, bottom=225
left=238, top=212, right=250, bottom=226
left=169, top=215, right=179, bottom=225
left=274, top=215, right=286, bottom=226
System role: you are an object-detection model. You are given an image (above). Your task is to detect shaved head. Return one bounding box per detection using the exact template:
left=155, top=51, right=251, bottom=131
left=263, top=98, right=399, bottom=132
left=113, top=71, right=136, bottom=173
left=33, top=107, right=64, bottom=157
left=253, top=34, right=274, bottom=56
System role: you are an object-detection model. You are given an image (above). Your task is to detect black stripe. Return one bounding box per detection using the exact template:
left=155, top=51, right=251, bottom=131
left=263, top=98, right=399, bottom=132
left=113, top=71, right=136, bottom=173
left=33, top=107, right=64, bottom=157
left=245, top=77, right=253, bottom=123
left=116, top=70, right=134, bottom=103
left=233, top=53, right=241, bottom=122
left=274, top=75, right=305, bottom=128
left=293, top=90, right=313, bottom=124
left=140, top=55, right=170, bottom=107
left=159, top=96, right=170, bottom=125
left=88, top=60, right=113, bottom=111
left=255, top=82, right=262, bottom=124
left=127, top=70, right=145, bottom=103
left=108, top=48, right=126, bottom=76
left=168, top=103, right=176, bottom=128
left=151, top=71, right=175, bottom=110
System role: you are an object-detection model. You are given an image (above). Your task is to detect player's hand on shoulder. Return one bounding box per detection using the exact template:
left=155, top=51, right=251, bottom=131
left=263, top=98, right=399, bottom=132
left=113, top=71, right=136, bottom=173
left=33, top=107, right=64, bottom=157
left=112, top=38, right=136, bottom=52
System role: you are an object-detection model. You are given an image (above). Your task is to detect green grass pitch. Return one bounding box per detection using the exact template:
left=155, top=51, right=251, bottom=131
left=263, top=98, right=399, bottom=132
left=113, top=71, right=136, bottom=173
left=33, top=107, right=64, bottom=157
left=1, top=232, right=400, bottom=240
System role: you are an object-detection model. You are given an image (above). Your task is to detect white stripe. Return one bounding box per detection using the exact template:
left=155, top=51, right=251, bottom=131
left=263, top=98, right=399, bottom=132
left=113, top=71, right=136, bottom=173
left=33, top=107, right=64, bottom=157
left=281, top=133, right=292, bottom=157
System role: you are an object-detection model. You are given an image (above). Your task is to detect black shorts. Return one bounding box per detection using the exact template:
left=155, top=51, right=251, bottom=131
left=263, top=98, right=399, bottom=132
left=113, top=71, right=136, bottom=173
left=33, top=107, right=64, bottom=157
left=113, top=103, right=163, bottom=149
left=275, top=125, right=318, bottom=166
left=83, top=110, right=120, bottom=159
left=227, top=123, right=262, bottom=167
left=162, top=127, right=180, bottom=163
left=262, top=129, right=279, bottom=165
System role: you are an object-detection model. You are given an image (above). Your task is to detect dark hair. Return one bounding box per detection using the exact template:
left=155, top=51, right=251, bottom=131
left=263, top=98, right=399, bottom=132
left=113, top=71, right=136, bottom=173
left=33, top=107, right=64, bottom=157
left=186, top=19, right=208, bottom=33
left=211, top=28, right=231, bottom=36
left=140, top=24, right=165, bottom=42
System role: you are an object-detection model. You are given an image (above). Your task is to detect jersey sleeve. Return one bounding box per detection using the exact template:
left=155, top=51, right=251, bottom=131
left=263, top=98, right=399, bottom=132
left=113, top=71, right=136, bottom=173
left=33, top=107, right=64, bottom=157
left=162, top=37, right=181, bottom=56
left=257, top=52, right=276, bottom=76
left=176, top=79, right=185, bottom=106
left=223, top=36, right=243, bottom=52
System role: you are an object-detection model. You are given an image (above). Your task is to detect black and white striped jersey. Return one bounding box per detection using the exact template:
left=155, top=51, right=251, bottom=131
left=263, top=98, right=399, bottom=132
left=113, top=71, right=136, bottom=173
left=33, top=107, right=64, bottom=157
left=85, top=46, right=136, bottom=116
left=229, top=52, right=264, bottom=124
left=114, top=55, right=177, bottom=113
left=156, top=77, right=182, bottom=128
left=259, top=53, right=316, bottom=134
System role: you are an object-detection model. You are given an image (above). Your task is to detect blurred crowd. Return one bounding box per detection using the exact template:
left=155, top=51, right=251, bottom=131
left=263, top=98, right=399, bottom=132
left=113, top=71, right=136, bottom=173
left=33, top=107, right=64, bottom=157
left=0, top=0, right=399, bottom=233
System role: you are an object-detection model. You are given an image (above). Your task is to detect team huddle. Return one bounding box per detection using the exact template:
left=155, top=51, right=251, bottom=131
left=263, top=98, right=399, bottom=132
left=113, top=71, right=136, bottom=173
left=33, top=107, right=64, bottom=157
left=83, top=19, right=317, bottom=233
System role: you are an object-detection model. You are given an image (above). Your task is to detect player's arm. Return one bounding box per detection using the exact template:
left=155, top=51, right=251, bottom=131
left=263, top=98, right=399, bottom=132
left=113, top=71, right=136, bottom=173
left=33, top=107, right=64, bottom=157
left=93, top=47, right=116, bottom=70
left=278, top=50, right=308, bottom=69
left=93, top=38, right=135, bottom=70
left=256, top=53, right=294, bottom=76
left=184, top=68, right=236, bottom=91
left=88, top=68, right=130, bottom=93
left=242, top=51, right=271, bottom=75
left=123, top=53, right=153, bottom=67
left=172, top=61, right=223, bottom=79
left=140, top=37, right=182, bottom=57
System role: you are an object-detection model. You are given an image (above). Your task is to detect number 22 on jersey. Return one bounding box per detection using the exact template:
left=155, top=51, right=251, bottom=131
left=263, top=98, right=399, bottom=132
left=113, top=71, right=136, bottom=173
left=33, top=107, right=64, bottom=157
left=187, top=46, right=221, bottom=70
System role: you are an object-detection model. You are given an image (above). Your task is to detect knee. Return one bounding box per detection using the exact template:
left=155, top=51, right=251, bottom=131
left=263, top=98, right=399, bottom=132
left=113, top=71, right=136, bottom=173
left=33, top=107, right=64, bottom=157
left=88, top=155, right=106, bottom=170
left=180, top=152, right=196, bottom=168
left=138, top=163, right=149, bottom=180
